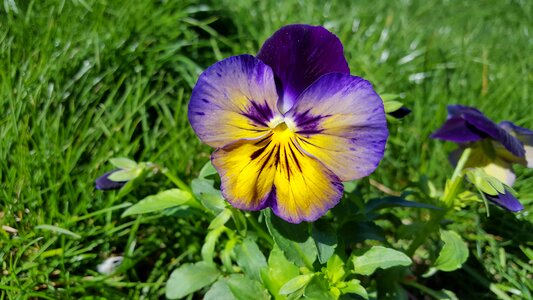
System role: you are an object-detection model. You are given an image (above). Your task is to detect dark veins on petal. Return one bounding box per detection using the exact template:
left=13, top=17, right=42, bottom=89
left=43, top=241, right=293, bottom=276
left=248, top=135, right=304, bottom=184
left=242, top=99, right=275, bottom=127
left=292, top=109, right=329, bottom=136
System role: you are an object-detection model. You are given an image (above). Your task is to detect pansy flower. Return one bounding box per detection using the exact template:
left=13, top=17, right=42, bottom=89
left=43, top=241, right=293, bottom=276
left=95, top=158, right=148, bottom=191
left=431, top=105, right=531, bottom=212
left=95, top=170, right=128, bottom=190
left=188, top=24, right=388, bottom=223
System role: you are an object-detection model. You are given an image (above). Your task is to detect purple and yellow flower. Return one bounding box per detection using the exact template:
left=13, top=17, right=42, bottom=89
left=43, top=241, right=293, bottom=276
left=188, top=25, right=388, bottom=223
left=432, top=105, right=532, bottom=212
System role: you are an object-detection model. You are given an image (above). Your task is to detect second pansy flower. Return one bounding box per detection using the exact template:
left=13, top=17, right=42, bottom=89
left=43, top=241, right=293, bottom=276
left=432, top=105, right=532, bottom=212
left=189, top=24, right=388, bottom=223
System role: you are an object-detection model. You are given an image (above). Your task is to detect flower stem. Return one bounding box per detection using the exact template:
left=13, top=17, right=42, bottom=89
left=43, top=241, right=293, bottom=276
left=442, top=148, right=471, bottom=208
left=161, top=168, right=191, bottom=193
left=403, top=280, right=446, bottom=299
left=247, top=214, right=274, bottom=245
left=406, top=148, right=471, bottom=256
left=452, top=148, right=471, bottom=181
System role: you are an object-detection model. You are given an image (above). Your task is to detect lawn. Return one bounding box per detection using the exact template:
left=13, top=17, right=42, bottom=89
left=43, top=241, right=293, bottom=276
left=1, top=0, right=532, bottom=299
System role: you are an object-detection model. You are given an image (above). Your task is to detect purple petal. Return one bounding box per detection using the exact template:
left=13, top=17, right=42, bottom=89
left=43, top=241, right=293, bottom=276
left=499, top=121, right=533, bottom=140
left=257, top=24, right=349, bottom=113
left=95, top=170, right=127, bottom=190
left=388, top=106, right=412, bottom=119
left=285, top=73, right=388, bottom=181
left=431, top=116, right=487, bottom=143
left=484, top=189, right=524, bottom=212
left=188, top=55, right=281, bottom=148
left=432, top=105, right=525, bottom=158
left=499, top=121, right=533, bottom=168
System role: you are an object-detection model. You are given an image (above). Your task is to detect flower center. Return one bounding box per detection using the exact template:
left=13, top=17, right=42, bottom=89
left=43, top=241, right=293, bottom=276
left=273, top=122, right=289, bottom=133
left=271, top=122, right=294, bottom=142
left=269, top=115, right=297, bottom=131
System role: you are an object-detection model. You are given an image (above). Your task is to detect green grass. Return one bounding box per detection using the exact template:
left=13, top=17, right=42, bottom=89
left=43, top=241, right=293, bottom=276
left=1, top=0, right=532, bottom=299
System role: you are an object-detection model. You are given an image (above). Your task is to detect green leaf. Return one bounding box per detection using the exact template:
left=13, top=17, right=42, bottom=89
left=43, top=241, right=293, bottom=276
left=165, top=262, right=220, bottom=299
left=380, top=93, right=400, bottom=102
left=204, top=280, right=235, bottom=300
left=199, top=161, right=218, bottom=178
left=432, top=230, right=469, bottom=272
left=201, top=226, right=225, bottom=264
left=35, top=225, right=81, bottom=239
left=192, top=178, right=226, bottom=213
left=279, top=274, right=314, bottom=295
left=121, top=189, right=192, bottom=217
left=224, top=275, right=270, bottom=300
left=383, top=100, right=404, bottom=113
left=485, top=175, right=505, bottom=194
left=365, top=197, right=441, bottom=212
left=115, top=168, right=150, bottom=199
left=342, top=180, right=358, bottom=193
left=341, top=279, right=368, bottom=299
left=466, top=168, right=505, bottom=196
left=340, top=221, right=386, bottom=243
left=520, top=245, right=533, bottom=261
left=230, top=208, right=248, bottom=234
left=109, top=157, right=138, bottom=169
left=209, top=208, right=232, bottom=230
left=434, top=289, right=459, bottom=300
left=221, top=236, right=239, bottom=271
left=325, top=254, right=345, bottom=284
left=352, top=246, right=412, bottom=275
left=260, top=245, right=299, bottom=299
left=234, top=237, right=267, bottom=282
left=264, top=210, right=317, bottom=268
left=312, top=221, right=338, bottom=264
left=107, top=168, right=141, bottom=182
left=375, top=267, right=409, bottom=300
left=205, top=275, right=270, bottom=300
left=303, top=275, right=335, bottom=300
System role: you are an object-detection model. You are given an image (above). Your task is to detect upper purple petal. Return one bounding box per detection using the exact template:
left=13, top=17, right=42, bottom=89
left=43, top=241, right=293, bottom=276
left=95, top=170, right=127, bottom=190
left=499, top=121, right=533, bottom=144
left=257, top=24, right=350, bottom=113
left=431, top=116, right=486, bottom=143
left=484, top=189, right=524, bottom=212
left=431, top=105, right=525, bottom=158
left=499, top=121, right=533, bottom=168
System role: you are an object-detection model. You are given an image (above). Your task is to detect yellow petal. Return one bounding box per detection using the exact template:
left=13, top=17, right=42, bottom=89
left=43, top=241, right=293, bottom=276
left=212, top=124, right=343, bottom=223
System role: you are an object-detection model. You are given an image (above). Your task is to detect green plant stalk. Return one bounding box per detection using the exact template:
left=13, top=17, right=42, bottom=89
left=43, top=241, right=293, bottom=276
left=406, top=149, right=471, bottom=256
left=462, top=265, right=513, bottom=300
left=403, top=280, right=447, bottom=299
left=247, top=215, right=275, bottom=245
left=161, top=167, right=207, bottom=212
left=161, top=168, right=191, bottom=193
left=441, top=148, right=471, bottom=208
